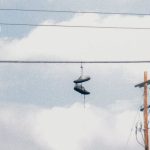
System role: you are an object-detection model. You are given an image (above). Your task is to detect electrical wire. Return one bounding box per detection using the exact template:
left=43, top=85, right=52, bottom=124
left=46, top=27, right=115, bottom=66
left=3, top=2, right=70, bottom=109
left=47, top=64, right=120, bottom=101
left=0, top=60, right=150, bottom=64
left=84, top=95, right=85, bottom=109
left=123, top=91, right=144, bottom=150
left=123, top=108, right=140, bottom=150
left=136, top=121, right=145, bottom=144
left=1, top=22, right=150, bottom=30
left=135, top=92, right=147, bottom=148
left=0, top=8, right=150, bottom=16
left=80, top=63, right=86, bottom=109
left=140, top=128, right=145, bottom=143
left=80, top=62, right=83, bottom=77
left=135, top=122, right=145, bottom=148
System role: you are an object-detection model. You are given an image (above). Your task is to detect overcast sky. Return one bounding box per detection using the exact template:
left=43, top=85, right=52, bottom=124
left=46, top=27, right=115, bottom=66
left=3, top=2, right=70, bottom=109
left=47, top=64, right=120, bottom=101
left=0, top=0, right=150, bottom=150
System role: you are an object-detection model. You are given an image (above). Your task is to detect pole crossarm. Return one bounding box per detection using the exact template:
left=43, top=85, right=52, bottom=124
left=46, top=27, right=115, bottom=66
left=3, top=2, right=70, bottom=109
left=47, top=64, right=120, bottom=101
left=135, top=80, right=150, bottom=88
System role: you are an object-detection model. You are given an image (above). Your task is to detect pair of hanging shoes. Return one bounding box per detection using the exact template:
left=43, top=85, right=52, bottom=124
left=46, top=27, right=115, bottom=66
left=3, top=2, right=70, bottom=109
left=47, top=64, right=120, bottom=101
left=74, top=75, right=90, bottom=95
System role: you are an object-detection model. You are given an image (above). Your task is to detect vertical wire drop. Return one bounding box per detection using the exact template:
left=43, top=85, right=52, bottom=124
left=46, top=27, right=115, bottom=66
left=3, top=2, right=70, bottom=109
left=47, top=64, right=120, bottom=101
left=81, top=62, right=83, bottom=77
left=81, top=62, right=85, bottom=108
left=84, top=94, right=85, bottom=109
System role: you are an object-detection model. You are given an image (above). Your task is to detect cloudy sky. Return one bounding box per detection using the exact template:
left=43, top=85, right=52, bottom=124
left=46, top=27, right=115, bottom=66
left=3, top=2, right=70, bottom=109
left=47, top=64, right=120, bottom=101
left=0, top=0, right=150, bottom=150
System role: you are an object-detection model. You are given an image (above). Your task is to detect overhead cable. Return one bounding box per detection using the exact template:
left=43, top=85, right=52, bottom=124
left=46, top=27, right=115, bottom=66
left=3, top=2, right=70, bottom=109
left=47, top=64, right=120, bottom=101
left=0, top=60, right=150, bottom=64
left=123, top=106, right=141, bottom=150
left=135, top=122, right=145, bottom=148
left=1, top=22, right=150, bottom=30
left=0, top=8, right=150, bottom=16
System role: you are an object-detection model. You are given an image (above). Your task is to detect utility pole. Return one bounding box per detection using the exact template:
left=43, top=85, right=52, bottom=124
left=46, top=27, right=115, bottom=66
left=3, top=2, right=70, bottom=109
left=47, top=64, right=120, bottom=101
left=135, top=71, right=150, bottom=150
left=144, top=72, right=149, bottom=150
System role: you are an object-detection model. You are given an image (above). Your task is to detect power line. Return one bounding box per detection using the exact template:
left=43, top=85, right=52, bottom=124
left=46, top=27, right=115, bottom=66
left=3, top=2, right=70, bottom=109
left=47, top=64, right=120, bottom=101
left=0, top=60, right=150, bottom=64
left=124, top=92, right=144, bottom=150
left=124, top=109, right=140, bottom=150
left=135, top=122, right=145, bottom=148
left=1, top=22, right=150, bottom=30
left=0, top=8, right=150, bottom=16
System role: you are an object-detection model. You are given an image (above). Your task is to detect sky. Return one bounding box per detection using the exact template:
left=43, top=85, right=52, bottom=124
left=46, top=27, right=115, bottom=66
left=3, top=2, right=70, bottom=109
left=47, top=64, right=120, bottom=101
left=0, top=0, right=150, bottom=150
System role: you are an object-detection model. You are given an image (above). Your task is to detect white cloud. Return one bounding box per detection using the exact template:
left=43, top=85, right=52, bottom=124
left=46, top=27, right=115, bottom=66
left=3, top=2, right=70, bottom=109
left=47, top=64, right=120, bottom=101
left=0, top=102, right=142, bottom=150
left=1, top=14, right=150, bottom=61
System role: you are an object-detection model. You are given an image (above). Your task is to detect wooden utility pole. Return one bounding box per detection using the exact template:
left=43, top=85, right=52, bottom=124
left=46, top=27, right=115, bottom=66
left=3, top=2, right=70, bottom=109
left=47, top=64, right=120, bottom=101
left=144, top=72, right=149, bottom=150
left=135, top=71, right=150, bottom=150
